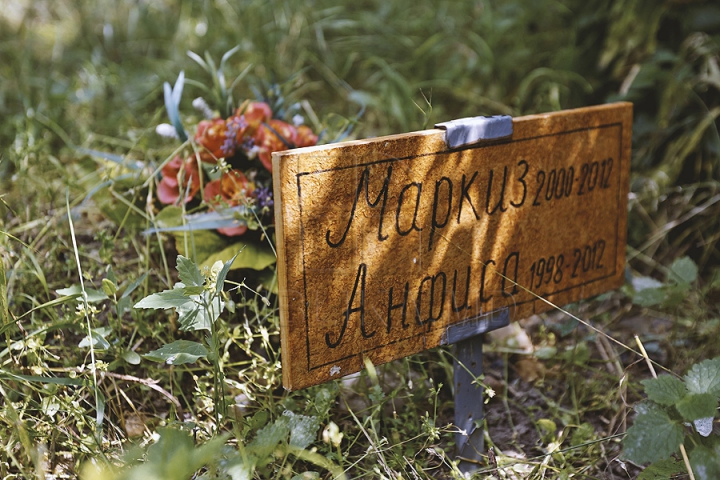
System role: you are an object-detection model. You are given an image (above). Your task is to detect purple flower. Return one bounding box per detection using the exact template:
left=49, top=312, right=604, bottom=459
left=253, top=186, right=274, bottom=209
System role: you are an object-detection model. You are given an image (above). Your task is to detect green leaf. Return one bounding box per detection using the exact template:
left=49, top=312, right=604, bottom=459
left=637, top=457, right=686, bottom=480
left=642, top=375, right=687, bottom=406
left=685, top=357, right=720, bottom=395
left=669, top=256, right=698, bottom=284
left=690, top=445, right=720, bottom=480
left=101, top=278, right=117, bottom=296
left=79, top=327, right=112, bottom=350
left=120, top=272, right=148, bottom=299
left=200, top=241, right=276, bottom=271
left=633, top=287, right=666, bottom=307
left=675, top=393, right=717, bottom=421
left=176, top=292, right=223, bottom=331
left=284, top=411, right=320, bottom=450
left=154, top=205, right=184, bottom=228
left=177, top=255, right=204, bottom=287
left=56, top=285, right=108, bottom=304
left=661, top=283, right=689, bottom=308
left=134, top=287, right=193, bottom=309
left=622, top=403, right=684, bottom=464
left=122, top=350, right=142, bottom=365
left=143, top=340, right=209, bottom=365
left=216, top=253, right=239, bottom=293
left=182, top=285, right=204, bottom=296
left=248, top=417, right=290, bottom=459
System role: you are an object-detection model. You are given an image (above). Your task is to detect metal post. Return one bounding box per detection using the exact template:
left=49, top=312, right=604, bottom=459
left=454, top=335, right=486, bottom=473
left=443, top=309, right=510, bottom=474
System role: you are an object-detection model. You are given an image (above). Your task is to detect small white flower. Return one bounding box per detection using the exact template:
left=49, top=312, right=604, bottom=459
left=155, top=123, right=179, bottom=139
left=292, top=114, right=304, bottom=127
left=246, top=145, right=260, bottom=160
left=192, top=97, right=215, bottom=119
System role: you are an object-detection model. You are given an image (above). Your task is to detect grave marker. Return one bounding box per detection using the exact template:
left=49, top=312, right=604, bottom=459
left=272, top=102, right=632, bottom=391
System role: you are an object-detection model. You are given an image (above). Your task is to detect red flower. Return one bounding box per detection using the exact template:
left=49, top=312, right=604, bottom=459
left=195, top=118, right=231, bottom=162
left=157, top=156, right=201, bottom=205
left=237, top=102, right=272, bottom=132
left=255, top=119, right=298, bottom=172
left=295, top=125, right=319, bottom=148
left=204, top=170, right=255, bottom=236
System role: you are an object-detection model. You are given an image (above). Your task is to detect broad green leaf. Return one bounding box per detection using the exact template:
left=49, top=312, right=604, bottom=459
left=200, top=241, right=276, bottom=271
left=182, top=285, right=204, bottom=296
left=622, top=403, right=684, bottom=464
left=633, top=287, right=666, bottom=307
left=675, top=393, right=717, bottom=421
left=122, top=350, right=142, bottom=365
left=690, top=445, right=720, bottom=480
left=174, top=228, right=228, bottom=266
left=134, top=287, right=193, bottom=309
left=177, top=293, right=223, bottom=331
left=81, top=428, right=227, bottom=480
left=224, top=457, right=257, bottom=480
left=669, top=256, right=698, bottom=284
left=143, top=340, right=208, bottom=365
left=248, top=417, right=290, bottom=459
left=56, top=285, right=108, bottom=304
left=176, top=304, right=202, bottom=331
left=642, top=375, right=687, bottom=405
left=153, top=206, right=230, bottom=265
left=154, top=205, right=184, bottom=228
left=284, top=411, right=320, bottom=450
left=637, top=457, right=685, bottom=480
left=177, top=255, right=204, bottom=287
left=685, top=357, right=720, bottom=395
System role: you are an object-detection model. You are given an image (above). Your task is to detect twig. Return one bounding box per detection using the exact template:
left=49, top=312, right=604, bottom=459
left=634, top=335, right=657, bottom=378
left=103, top=371, right=183, bottom=412
left=680, top=443, right=696, bottom=480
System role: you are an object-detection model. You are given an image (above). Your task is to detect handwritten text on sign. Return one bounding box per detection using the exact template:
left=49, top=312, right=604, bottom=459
left=273, top=103, right=632, bottom=390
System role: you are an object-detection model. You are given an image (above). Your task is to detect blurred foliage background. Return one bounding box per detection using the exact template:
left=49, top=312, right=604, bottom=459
left=1, top=0, right=720, bottom=477
left=2, top=0, right=720, bottom=270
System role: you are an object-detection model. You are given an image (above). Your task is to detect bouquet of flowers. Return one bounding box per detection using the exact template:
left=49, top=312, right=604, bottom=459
left=146, top=60, right=323, bottom=272
left=156, top=97, right=318, bottom=234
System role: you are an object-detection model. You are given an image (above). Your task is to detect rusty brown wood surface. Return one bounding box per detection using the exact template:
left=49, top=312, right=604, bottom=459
left=273, top=102, right=632, bottom=390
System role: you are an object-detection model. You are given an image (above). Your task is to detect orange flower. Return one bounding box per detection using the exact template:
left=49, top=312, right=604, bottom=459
left=195, top=118, right=231, bottom=162
left=157, top=156, right=201, bottom=204
left=237, top=101, right=272, bottom=132
left=203, top=170, right=255, bottom=236
left=255, top=119, right=298, bottom=172
left=295, top=125, right=319, bottom=148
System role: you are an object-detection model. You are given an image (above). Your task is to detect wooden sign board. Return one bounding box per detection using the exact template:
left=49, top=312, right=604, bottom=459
left=273, top=103, right=632, bottom=390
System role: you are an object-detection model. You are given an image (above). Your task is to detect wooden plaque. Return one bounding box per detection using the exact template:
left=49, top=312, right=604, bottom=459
left=273, top=103, right=632, bottom=390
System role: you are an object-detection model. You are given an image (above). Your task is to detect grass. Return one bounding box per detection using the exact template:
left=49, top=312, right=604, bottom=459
left=1, top=0, right=720, bottom=478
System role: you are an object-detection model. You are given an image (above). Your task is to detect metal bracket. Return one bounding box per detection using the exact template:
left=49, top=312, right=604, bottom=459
left=447, top=309, right=510, bottom=474
left=435, top=115, right=513, bottom=149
